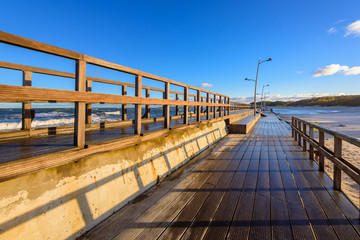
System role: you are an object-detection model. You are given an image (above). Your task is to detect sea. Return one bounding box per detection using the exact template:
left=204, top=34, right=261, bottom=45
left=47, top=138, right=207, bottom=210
left=0, top=106, right=188, bottom=132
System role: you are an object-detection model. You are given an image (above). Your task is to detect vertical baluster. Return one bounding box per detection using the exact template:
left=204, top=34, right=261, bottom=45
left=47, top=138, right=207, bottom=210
left=183, top=87, right=188, bottom=125
left=74, top=60, right=86, bottom=148
left=219, top=96, right=222, bottom=117
left=206, top=92, right=210, bottom=120
left=298, top=120, right=302, bottom=146
left=22, top=71, right=32, bottom=130
left=196, top=90, right=200, bottom=122
left=319, top=130, right=325, bottom=171
left=213, top=94, right=216, bottom=119
left=303, top=123, right=307, bottom=151
left=135, top=75, right=142, bottom=134
left=334, top=136, right=342, bottom=190
left=175, top=93, right=179, bottom=116
left=122, top=85, right=127, bottom=121
left=291, top=118, right=295, bottom=138
left=86, top=80, right=92, bottom=124
left=309, top=126, right=314, bottom=160
left=145, top=88, right=150, bottom=118
left=164, top=82, right=170, bottom=128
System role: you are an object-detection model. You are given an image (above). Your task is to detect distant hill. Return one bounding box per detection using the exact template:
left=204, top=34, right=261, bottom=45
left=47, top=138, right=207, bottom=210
left=259, top=95, right=360, bottom=107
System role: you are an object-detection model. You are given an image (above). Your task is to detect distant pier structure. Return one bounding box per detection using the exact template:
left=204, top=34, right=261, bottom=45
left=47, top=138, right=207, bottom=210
left=0, top=32, right=359, bottom=240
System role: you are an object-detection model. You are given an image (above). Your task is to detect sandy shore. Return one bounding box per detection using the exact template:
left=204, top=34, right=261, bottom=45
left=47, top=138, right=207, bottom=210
left=278, top=113, right=360, bottom=209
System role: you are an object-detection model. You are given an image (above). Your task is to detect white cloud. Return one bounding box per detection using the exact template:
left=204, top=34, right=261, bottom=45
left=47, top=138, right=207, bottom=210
left=232, top=93, right=346, bottom=103
left=343, top=66, right=360, bottom=75
left=334, top=18, right=347, bottom=24
left=313, top=64, right=349, bottom=77
left=345, top=20, right=360, bottom=37
left=327, top=27, right=337, bottom=34
left=296, top=71, right=303, bottom=74
left=199, top=83, right=213, bottom=88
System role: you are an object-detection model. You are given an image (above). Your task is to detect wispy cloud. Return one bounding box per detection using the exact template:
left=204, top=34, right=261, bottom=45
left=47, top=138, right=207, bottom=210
left=313, top=64, right=360, bottom=77
left=199, top=83, right=213, bottom=88
left=296, top=71, right=303, bottom=74
left=231, top=93, right=346, bottom=103
left=334, top=18, right=347, bottom=24
left=327, top=27, right=337, bottom=34
left=345, top=20, right=360, bottom=37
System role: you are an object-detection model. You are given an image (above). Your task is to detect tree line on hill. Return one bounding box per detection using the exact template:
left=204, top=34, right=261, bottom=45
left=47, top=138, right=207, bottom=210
left=252, top=95, right=360, bottom=107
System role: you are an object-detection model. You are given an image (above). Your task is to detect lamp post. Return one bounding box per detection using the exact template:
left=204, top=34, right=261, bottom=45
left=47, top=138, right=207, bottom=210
left=263, top=91, right=270, bottom=111
left=246, top=57, right=272, bottom=116
left=261, top=84, right=270, bottom=111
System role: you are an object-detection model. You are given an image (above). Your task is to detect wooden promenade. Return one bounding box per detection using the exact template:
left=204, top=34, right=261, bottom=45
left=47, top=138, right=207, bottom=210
left=81, top=114, right=360, bottom=240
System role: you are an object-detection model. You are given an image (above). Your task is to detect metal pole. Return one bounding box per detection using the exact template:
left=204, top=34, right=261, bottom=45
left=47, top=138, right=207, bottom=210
left=254, top=58, right=260, bottom=116
left=260, top=84, right=264, bottom=111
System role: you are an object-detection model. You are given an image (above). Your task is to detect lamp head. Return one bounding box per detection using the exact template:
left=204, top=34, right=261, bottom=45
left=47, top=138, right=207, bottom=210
left=267, top=58, right=272, bottom=61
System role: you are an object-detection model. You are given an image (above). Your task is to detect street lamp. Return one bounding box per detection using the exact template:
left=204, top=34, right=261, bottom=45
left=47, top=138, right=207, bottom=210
left=263, top=91, right=270, bottom=111
left=246, top=57, right=272, bottom=116
left=261, top=84, right=270, bottom=111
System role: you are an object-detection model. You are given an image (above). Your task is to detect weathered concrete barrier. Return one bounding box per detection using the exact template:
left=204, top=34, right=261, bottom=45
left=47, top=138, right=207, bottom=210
left=0, top=120, right=227, bottom=240
left=228, top=114, right=261, bottom=134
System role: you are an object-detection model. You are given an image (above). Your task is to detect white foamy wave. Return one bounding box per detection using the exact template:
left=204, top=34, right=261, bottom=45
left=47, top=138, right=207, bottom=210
left=0, top=122, right=22, bottom=131
left=104, top=111, right=121, bottom=115
left=36, top=111, right=73, bottom=118
left=0, top=118, right=75, bottom=131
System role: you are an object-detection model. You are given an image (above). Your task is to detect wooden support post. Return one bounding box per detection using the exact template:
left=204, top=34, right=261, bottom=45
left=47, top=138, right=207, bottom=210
left=319, top=130, right=325, bottom=172
left=175, top=94, right=179, bottom=116
left=291, top=118, right=295, bottom=138
left=122, top=85, right=127, bottom=120
left=309, top=126, right=314, bottom=160
left=196, top=90, right=200, bottom=122
left=206, top=92, right=210, bottom=120
left=164, top=82, right=170, bottom=129
left=74, top=60, right=86, bottom=148
left=145, top=88, right=150, bottom=118
left=334, top=137, right=342, bottom=190
left=302, top=123, right=307, bottom=152
left=219, top=96, right=222, bottom=117
left=227, top=97, right=230, bottom=115
left=22, top=71, right=32, bottom=130
left=183, top=87, right=188, bottom=124
left=85, top=80, right=92, bottom=124
left=298, top=121, right=302, bottom=146
left=135, top=75, right=142, bottom=134
left=213, top=95, right=216, bottom=119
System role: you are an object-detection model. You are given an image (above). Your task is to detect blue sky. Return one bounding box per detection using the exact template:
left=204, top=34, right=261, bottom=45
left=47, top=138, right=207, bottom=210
left=0, top=0, right=359, bottom=103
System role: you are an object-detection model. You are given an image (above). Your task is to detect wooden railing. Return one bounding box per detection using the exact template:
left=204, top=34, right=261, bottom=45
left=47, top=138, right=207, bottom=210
left=291, top=117, right=360, bottom=190
left=0, top=31, right=251, bottom=148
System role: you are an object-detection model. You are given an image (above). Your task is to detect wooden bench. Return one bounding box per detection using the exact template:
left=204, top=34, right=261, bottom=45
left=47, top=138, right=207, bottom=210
left=228, top=114, right=261, bottom=134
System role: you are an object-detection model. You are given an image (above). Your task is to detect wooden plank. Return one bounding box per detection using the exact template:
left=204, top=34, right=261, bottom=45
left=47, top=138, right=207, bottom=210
left=74, top=60, right=86, bottom=148
left=22, top=71, right=32, bottom=130
left=134, top=75, right=142, bottom=135
left=196, top=90, right=200, bottom=122
left=309, top=126, right=314, bottom=160
left=164, top=82, right=170, bottom=129
left=319, top=130, right=325, bottom=171
left=86, top=80, right=92, bottom=124
left=206, top=93, right=209, bottom=120
left=175, top=94, right=179, bottom=116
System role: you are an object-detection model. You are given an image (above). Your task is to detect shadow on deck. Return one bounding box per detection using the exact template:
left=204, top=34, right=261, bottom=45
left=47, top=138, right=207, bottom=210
left=80, top=114, right=360, bottom=240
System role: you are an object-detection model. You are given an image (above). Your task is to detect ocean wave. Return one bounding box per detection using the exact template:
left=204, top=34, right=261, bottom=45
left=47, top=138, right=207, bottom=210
left=0, top=118, right=75, bottom=131
left=103, top=111, right=122, bottom=115
left=36, top=111, right=73, bottom=118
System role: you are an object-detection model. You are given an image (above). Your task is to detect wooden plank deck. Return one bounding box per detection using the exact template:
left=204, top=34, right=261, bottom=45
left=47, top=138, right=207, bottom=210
left=79, top=114, right=360, bottom=239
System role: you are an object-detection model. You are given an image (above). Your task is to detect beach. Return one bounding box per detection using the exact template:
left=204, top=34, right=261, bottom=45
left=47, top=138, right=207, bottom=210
left=274, top=106, right=360, bottom=209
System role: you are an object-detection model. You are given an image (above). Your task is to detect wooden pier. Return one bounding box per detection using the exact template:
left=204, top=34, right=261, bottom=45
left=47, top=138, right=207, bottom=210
left=81, top=114, right=360, bottom=239
left=0, top=32, right=359, bottom=239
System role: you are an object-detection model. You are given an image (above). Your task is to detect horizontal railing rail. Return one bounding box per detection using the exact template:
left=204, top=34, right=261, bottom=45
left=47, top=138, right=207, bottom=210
left=291, top=117, right=360, bottom=189
left=0, top=31, right=248, bottom=148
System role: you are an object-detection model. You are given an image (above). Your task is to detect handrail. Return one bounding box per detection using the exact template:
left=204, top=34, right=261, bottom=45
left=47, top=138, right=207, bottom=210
left=291, top=117, right=360, bottom=189
left=0, top=31, right=248, bottom=148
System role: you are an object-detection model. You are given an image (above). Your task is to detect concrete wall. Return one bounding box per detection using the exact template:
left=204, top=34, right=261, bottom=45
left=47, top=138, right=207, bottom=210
left=0, top=120, right=227, bottom=240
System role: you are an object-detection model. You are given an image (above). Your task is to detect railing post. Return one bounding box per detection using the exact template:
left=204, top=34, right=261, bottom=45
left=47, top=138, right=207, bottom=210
left=319, top=130, right=325, bottom=172
left=135, top=75, right=142, bottom=134
left=291, top=117, right=295, bottom=138
left=213, top=94, right=216, bottom=119
left=122, top=86, right=127, bottom=121
left=297, top=120, right=302, bottom=146
left=175, top=94, right=179, bottom=116
left=206, top=92, right=210, bottom=120
left=218, top=96, right=222, bottom=117
left=74, top=60, right=86, bottom=148
left=196, top=90, right=201, bottom=122
left=183, top=87, right=188, bottom=125
left=334, top=136, right=342, bottom=190
left=22, top=71, right=32, bottom=130
left=164, top=82, right=170, bottom=129
left=227, top=97, right=230, bottom=116
left=309, top=126, right=314, bottom=160
left=145, top=88, right=150, bottom=118
left=302, top=123, right=307, bottom=152
left=86, top=80, right=92, bottom=124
